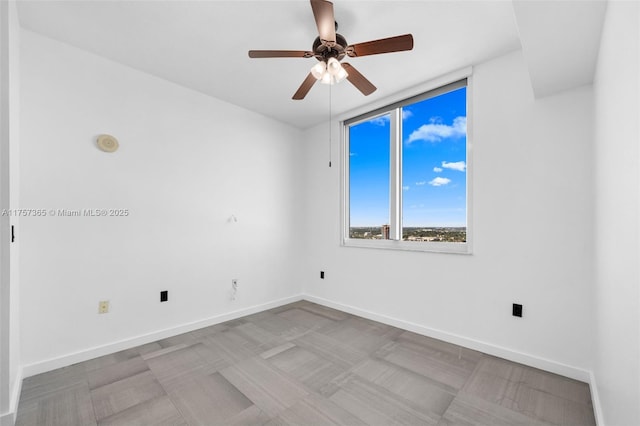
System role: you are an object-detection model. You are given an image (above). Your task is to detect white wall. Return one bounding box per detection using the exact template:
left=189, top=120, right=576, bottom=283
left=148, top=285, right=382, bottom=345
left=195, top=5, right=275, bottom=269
left=593, top=1, right=640, bottom=425
left=0, top=1, right=21, bottom=424
left=19, top=30, right=304, bottom=373
left=302, top=50, right=595, bottom=380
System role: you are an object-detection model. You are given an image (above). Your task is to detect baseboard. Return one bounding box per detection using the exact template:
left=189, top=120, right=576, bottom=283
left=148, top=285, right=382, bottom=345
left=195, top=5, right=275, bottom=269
left=0, top=412, right=14, bottom=426
left=304, top=294, right=592, bottom=383
left=21, top=294, right=303, bottom=378
left=0, top=366, right=22, bottom=426
left=589, top=371, right=605, bottom=426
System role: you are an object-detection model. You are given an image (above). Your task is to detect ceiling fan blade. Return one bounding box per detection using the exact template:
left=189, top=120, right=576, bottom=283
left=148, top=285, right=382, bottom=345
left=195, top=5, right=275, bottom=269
left=346, top=34, right=414, bottom=57
left=249, top=50, right=314, bottom=58
left=310, top=0, right=336, bottom=45
left=342, top=63, right=376, bottom=96
left=292, top=73, right=318, bottom=100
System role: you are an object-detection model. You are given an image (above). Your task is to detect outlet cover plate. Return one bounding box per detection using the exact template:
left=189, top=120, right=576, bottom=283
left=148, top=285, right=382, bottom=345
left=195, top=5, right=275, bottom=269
left=98, top=300, right=109, bottom=314
left=512, top=303, right=523, bottom=317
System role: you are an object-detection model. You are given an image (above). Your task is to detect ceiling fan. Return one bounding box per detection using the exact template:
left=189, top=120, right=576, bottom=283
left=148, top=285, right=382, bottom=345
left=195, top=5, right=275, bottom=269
left=248, top=0, right=414, bottom=100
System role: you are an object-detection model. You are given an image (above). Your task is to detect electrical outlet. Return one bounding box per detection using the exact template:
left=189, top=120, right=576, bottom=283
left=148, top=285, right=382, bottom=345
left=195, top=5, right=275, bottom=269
left=160, top=290, right=168, bottom=302
left=512, top=303, right=523, bottom=317
left=320, top=271, right=325, bottom=279
left=98, top=300, right=110, bottom=314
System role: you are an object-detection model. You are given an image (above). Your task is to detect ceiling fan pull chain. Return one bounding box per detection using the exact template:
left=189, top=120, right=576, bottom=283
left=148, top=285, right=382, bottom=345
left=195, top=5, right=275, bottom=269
left=329, top=83, right=332, bottom=168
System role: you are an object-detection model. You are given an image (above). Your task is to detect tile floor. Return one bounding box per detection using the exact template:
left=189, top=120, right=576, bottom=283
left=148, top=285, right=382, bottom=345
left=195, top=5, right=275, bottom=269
left=15, top=301, right=595, bottom=425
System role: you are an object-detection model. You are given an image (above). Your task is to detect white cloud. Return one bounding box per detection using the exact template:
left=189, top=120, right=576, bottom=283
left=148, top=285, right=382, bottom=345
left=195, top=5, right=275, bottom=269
left=402, top=186, right=410, bottom=191
left=433, top=167, right=443, bottom=172
left=441, top=161, right=466, bottom=172
left=370, top=110, right=413, bottom=126
left=415, top=181, right=427, bottom=186
left=370, top=116, right=389, bottom=126
left=406, top=116, right=466, bottom=144
left=429, top=177, right=451, bottom=187
left=349, top=152, right=357, bottom=157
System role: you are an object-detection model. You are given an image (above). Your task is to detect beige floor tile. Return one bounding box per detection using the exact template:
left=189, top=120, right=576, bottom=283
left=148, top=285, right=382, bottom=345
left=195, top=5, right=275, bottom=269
left=250, top=312, right=312, bottom=340
left=167, top=372, right=253, bottom=425
left=226, top=405, right=272, bottom=426
left=351, top=358, right=455, bottom=416
left=16, top=382, right=96, bottom=426
left=233, top=322, right=288, bottom=352
left=88, top=356, right=150, bottom=390
left=295, top=302, right=352, bottom=321
left=318, top=323, right=393, bottom=354
left=97, top=395, right=186, bottom=426
left=266, top=344, right=349, bottom=395
left=202, top=328, right=267, bottom=363
left=267, top=392, right=367, bottom=426
left=293, top=330, right=368, bottom=368
left=220, top=356, right=308, bottom=417
left=90, top=370, right=166, bottom=421
left=146, top=342, right=228, bottom=388
left=276, top=308, right=335, bottom=330
left=260, top=342, right=297, bottom=360
left=330, top=376, right=442, bottom=425
left=438, top=392, right=552, bottom=426
left=381, top=341, right=477, bottom=390
left=18, top=365, right=87, bottom=404
left=463, top=357, right=595, bottom=425
left=79, top=348, right=141, bottom=373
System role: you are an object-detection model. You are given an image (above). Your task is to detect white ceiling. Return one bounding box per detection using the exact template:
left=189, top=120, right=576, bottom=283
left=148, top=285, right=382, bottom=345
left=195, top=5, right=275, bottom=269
left=513, top=0, right=607, bottom=98
left=16, top=0, right=606, bottom=129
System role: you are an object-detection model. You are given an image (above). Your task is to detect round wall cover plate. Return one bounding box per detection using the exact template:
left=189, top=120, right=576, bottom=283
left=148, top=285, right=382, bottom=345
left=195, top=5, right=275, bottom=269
left=97, top=134, right=119, bottom=153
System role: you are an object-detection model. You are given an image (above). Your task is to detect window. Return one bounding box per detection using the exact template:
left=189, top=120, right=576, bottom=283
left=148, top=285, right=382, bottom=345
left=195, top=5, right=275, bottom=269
left=343, top=79, right=470, bottom=253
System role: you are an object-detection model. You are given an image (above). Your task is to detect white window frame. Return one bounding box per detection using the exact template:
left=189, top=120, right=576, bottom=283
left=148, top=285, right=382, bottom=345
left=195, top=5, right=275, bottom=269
left=341, top=71, right=473, bottom=254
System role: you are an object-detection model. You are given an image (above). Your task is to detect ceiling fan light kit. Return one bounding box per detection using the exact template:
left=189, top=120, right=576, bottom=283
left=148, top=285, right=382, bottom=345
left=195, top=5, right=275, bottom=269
left=312, top=57, right=348, bottom=85
left=248, top=0, right=414, bottom=99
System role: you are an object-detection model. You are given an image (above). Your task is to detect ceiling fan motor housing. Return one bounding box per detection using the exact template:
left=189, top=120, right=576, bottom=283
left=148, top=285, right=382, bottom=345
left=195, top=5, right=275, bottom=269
left=313, top=33, right=348, bottom=61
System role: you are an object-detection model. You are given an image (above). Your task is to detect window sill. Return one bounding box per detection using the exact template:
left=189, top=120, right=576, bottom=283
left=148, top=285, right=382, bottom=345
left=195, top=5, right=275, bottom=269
left=342, top=238, right=472, bottom=254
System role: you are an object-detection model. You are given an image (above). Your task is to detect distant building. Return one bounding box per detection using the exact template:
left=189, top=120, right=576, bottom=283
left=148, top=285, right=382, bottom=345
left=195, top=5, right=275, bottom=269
left=381, top=224, right=390, bottom=240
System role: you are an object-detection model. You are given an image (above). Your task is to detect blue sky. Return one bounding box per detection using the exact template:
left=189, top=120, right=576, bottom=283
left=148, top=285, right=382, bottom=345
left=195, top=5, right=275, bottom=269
left=349, top=87, right=467, bottom=228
